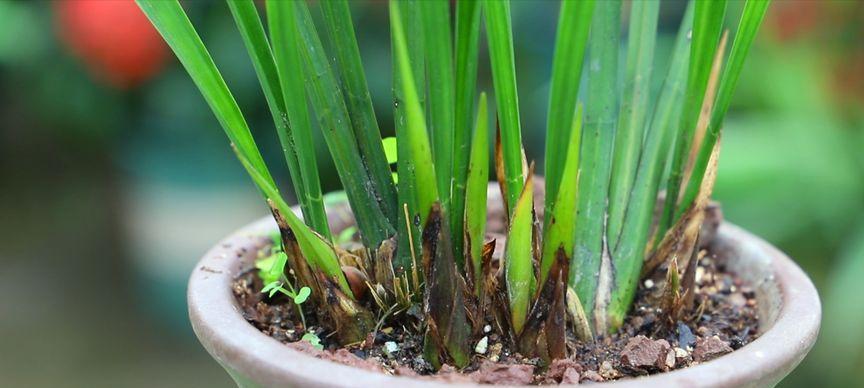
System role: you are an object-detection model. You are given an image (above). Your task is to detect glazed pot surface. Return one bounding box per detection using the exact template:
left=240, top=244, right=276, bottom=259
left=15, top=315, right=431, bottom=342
left=187, top=199, right=819, bottom=387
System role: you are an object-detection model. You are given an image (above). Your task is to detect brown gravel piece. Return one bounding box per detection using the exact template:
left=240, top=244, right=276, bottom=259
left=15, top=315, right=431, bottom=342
left=692, top=336, right=733, bottom=362
left=561, top=368, right=581, bottom=385
left=474, top=361, right=535, bottom=385
left=620, top=336, right=672, bottom=371
left=544, top=358, right=584, bottom=384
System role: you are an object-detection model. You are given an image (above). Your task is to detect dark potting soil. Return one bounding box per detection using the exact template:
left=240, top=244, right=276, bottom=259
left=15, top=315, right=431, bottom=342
left=232, top=242, right=759, bottom=385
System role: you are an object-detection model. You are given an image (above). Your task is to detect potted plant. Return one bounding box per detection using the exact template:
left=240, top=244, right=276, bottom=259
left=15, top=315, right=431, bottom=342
left=138, top=0, right=820, bottom=386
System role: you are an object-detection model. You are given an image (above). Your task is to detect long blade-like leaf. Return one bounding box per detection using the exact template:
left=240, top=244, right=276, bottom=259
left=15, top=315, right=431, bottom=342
left=391, top=0, right=439, bottom=223
left=292, top=1, right=396, bottom=248
left=484, top=0, right=524, bottom=213
left=420, top=0, right=455, bottom=219
left=659, top=0, right=726, bottom=235
left=465, top=92, right=489, bottom=296
left=572, top=0, right=621, bottom=332
left=248, top=0, right=330, bottom=239
left=543, top=0, right=594, bottom=225
left=135, top=0, right=352, bottom=299
left=391, top=0, right=426, bottom=273
left=606, top=0, right=659, bottom=245
left=136, top=0, right=273, bottom=187
left=226, top=0, right=309, bottom=223
left=677, top=0, right=771, bottom=215
left=319, top=0, right=398, bottom=226
left=451, top=0, right=482, bottom=268
left=608, top=3, right=694, bottom=330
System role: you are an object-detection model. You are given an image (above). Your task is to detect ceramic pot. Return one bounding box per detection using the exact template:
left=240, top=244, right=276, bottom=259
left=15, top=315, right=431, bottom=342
left=188, top=186, right=820, bottom=387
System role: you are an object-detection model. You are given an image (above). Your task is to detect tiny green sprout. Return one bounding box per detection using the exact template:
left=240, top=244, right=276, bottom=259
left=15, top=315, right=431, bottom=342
left=336, top=226, right=358, bottom=245
left=256, top=251, right=288, bottom=286
left=302, top=332, right=324, bottom=350
left=261, top=281, right=285, bottom=298
left=293, top=286, right=312, bottom=305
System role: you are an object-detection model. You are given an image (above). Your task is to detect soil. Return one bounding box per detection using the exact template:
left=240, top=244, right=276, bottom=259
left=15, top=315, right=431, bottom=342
left=232, top=239, right=758, bottom=385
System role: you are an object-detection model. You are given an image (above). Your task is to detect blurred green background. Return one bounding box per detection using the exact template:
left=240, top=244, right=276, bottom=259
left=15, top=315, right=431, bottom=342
left=0, top=0, right=861, bottom=386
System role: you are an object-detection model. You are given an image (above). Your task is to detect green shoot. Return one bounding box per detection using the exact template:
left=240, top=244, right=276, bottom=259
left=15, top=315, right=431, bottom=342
left=390, top=0, right=439, bottom=224
left=319, top=0, right=399, bottom=226
left=451, top=0, right=482, bottom=267
left=606, top=0, right=659, bottom=245
left=572, top=0, right=621, bottom=330
left=660, top=0, right=727, bottom=236
left=543, top=0, right=594, bottom=224
left=541, top=105, right=582, bottom=285
left=302, top=332, right=324, bottom=350
left=484, top=0, right=524, bottom=213
left=608, top=3, right=695, bottom=329
left=677, top=0, right=771, bottom=216
left=465, top=92, right=489, bottom=294
left=420, top=0, right=455, bottom=219
left=390, top=0, right=425, bottom=273
left=292, top=0, right=396, bottom=248
left=505, top=168, right=535, bottom=335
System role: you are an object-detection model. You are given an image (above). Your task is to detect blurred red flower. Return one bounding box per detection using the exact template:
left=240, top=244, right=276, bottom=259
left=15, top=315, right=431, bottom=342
left=55, top=0, right=167, bottom=89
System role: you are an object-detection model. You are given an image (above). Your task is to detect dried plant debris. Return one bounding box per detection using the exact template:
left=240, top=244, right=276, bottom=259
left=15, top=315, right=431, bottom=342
left=233, top=235, right=758, bottom=384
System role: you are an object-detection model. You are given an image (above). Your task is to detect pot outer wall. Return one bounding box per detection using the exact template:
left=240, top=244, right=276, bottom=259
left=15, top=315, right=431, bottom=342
left=187, top=184, right=820, bottom=387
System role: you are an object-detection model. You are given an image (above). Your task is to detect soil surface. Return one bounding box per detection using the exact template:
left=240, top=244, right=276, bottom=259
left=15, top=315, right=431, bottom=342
left=232, top=242, right=758, bottom=385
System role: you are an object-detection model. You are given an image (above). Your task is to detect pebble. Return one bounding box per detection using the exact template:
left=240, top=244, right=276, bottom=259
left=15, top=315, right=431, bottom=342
left=384, top=341, right=399, bottom=355
left=677, top=322, right=696, bottom=349
left=692, top=336, right=733, bottom=362
left=599, top=361, right=620, bottom=379
left=561, top=368, right=580, bottom=384
left=620, top=335, right=671, bottom=371
left=483, top=324, right=492, bottom=333
left=475, top=336, right=489, bottom=354
left=488, top=343, right=503, bottom=362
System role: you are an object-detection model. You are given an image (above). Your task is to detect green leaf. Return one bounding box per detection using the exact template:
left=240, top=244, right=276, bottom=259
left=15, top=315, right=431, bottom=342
left=225, top=0, right=307, bottom=221
left=136, top=0, right=274, bottom=191
left=505, top=171, right=535, bottom=335
left=541, top=105, right=582, bottom=285
left=677, top=0, right=771, bottom=216
left=257, top=251, right=289, bottom=286
left=134, top=1, right=347, bottom=297
left=257, top=0, right=331, bottom=239
left=261, top=281, right=281, bottom=295
left=420, top=0, right=455, bottom=218
left=294, top=286, right=312, bottom=305
left=391, top=0, right=425, bottom=273
left=390, top=0, right=439, bottom=224
left=319, top=0, right=398, bottom=225
left=336, top=225, right=357, bottom=245
left=606, top=0, right=659, bottom=245
left=451, top=0, right=482, bottom=267
left=571, top=0, right=621, bottom=331
left=382, top=137, right=398, bottom=165
left=484, top=0, right=523, bottom=214
left=465, top=92, right=489, bottom=292
left=543, top=0, right=594, bottom=225
left=660, top=0, right=727, bottom=235
left=608, top=3, right=694, bottom=330
left=235, top=147, right=356, bottom=299
left=302, top=332, right=324, bottom=350
left=291, top=0, right=396, bottom=248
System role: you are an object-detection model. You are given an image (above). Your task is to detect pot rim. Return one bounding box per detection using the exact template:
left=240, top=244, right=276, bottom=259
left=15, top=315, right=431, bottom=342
left=188, top=217, right=820, bottom=388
